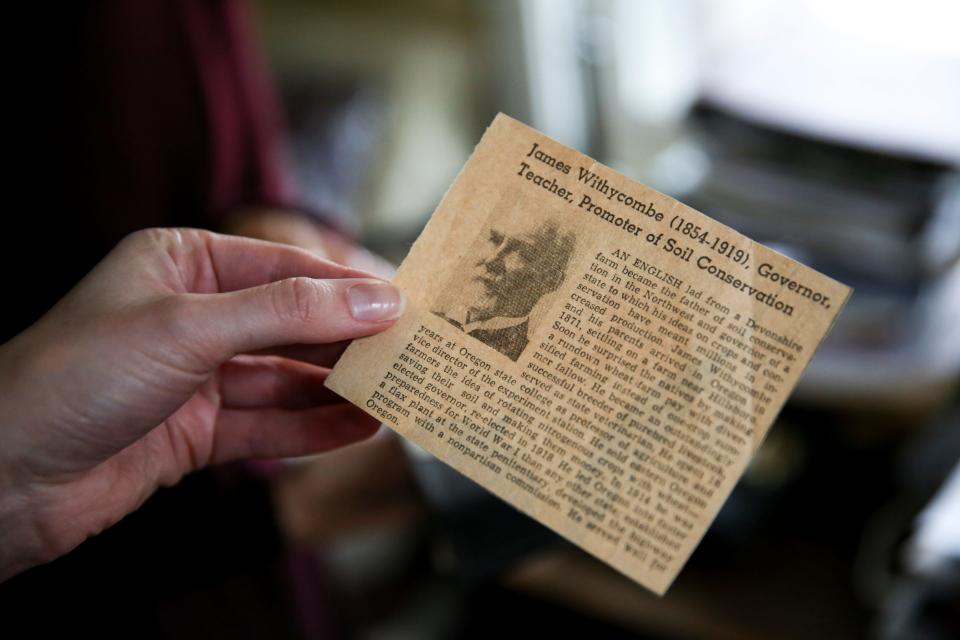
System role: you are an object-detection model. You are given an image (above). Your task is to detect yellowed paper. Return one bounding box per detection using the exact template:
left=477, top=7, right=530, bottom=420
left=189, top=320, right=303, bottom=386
left=326, top=114, right=851, bottom=595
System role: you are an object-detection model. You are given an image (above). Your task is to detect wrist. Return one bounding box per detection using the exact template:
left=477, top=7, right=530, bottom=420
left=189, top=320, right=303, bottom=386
left=0, top=475, right=54, bottom=582
left=0, top=333, right=65, bottom=581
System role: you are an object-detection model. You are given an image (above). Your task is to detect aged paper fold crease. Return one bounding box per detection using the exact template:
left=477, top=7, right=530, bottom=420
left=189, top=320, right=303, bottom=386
left=326, top=114, right=851, bottom=595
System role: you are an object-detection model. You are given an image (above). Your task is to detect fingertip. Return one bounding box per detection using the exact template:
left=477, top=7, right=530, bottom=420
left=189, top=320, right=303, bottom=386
left=345, top=282, right=406, bottom=323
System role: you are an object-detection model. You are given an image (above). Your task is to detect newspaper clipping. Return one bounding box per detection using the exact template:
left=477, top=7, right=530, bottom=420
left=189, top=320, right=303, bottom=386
left=326, top=114, right=851, bottom=595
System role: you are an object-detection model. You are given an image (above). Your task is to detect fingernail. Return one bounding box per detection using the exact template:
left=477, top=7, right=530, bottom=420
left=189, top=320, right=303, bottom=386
left=346, top=282, right=405, bottom=322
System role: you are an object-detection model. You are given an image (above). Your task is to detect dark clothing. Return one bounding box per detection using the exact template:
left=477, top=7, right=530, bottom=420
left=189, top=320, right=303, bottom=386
left=2, top=3, right=347, bottom=638
left=0, top=469, right=350, bottom=640
left=6, top=0, right=292, bottom=343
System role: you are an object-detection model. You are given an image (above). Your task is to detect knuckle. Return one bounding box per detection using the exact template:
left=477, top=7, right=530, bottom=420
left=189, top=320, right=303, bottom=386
left=113, top=228, right=184, bottom=265
left=112, top=229, right=156, bottom=258
left=120, top=227, right=173, bottom=251
left=273, top=277, right=333, bottom=323
left=118, top=228, right=210, bottom=255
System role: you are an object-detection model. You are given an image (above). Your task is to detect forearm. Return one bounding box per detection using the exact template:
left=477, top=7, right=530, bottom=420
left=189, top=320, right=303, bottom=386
left=0, top=335, right=48, bottom=581
left=0, top=480, right=51, bottom=581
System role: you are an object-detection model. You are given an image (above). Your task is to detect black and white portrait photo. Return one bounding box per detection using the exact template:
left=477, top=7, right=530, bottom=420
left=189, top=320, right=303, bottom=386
left=432, top=205, right=577, bottom=361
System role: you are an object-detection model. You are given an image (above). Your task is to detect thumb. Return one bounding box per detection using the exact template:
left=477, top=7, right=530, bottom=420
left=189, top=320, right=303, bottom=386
left=188, top=277, right=405, bottom=364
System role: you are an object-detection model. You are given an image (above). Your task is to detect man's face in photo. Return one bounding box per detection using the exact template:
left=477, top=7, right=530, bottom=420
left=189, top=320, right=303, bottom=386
left=466, top=215, right=564, bottom=323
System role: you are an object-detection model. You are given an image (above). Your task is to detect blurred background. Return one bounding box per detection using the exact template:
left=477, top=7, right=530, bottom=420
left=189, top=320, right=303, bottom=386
left=256, top=2, right=959, bottom=637
left=4, top=1, right=958, bottom=639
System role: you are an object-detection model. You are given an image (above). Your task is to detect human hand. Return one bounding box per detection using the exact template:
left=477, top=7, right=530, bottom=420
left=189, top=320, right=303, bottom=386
left=0, top=228, right=404, bottom=580
left=224, top=208, right=395, bottom=279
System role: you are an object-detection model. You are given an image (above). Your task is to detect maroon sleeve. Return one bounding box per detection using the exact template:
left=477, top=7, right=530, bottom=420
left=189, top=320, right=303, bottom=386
left=53, top=0, right=297, bottom=243
left=181, top=0, right=295, bottom=218
left=6, top=0, right=303, bottom=353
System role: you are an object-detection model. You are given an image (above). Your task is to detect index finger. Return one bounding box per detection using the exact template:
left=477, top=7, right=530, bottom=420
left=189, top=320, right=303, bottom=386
left=179, top=229, right=381, bottom=292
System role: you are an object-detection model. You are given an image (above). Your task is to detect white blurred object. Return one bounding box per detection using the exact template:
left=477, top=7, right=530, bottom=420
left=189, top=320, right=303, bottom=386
left=595, top=0, right=704, bottom=180
left=702, top=0, right=960, bottom=164
left=919, top=172, right=960, bottom=274
left=604, top=0, right=702, bottom=127
left=511, top=0, right=704, bottom=181
left=518, top=0, right=592, bottom=150
left=907, top=460, right=960, bottom=574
